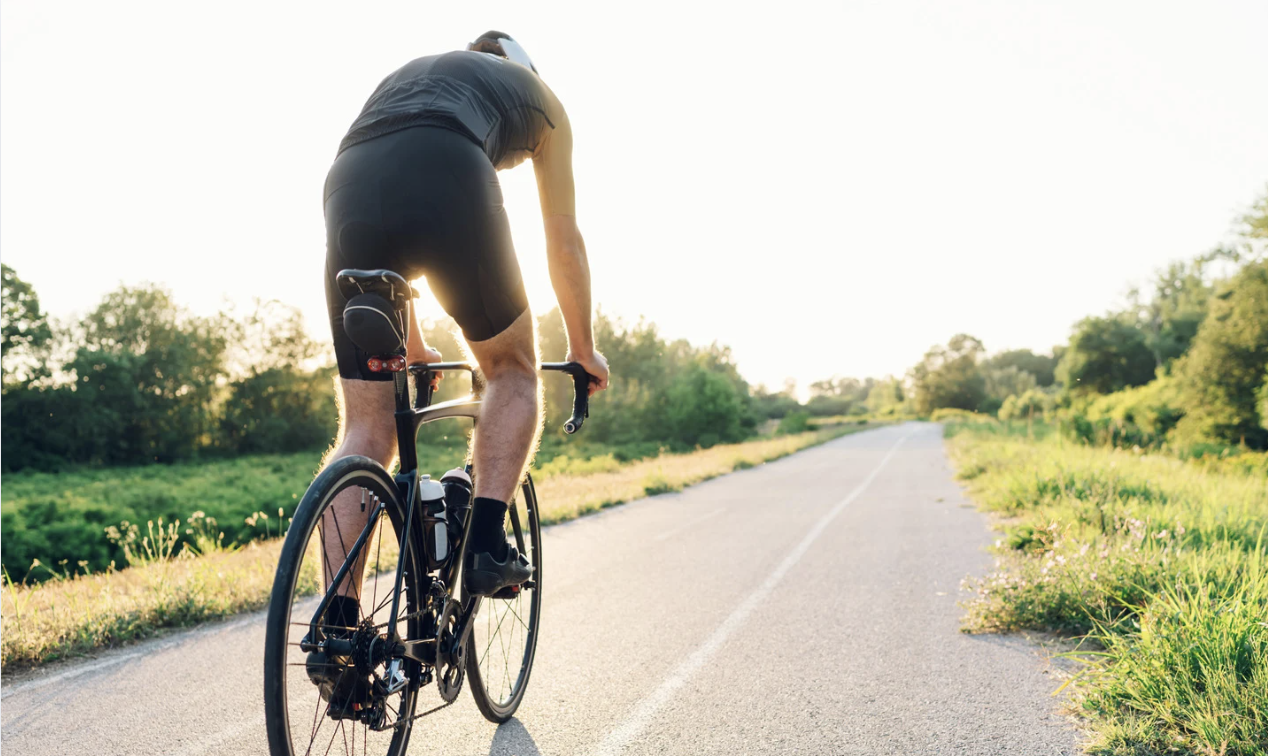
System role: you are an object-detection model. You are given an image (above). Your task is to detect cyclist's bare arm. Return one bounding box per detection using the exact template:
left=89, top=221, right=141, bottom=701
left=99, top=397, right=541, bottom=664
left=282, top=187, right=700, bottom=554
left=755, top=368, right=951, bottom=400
left=533, top=106, right=608, bottom=393
left=406, top=300, right=443, bottom=386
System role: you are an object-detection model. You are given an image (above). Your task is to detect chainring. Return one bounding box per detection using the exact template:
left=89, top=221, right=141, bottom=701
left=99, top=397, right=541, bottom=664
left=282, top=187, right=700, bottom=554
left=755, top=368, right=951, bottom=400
left=435, top=601, right=466, bottom=703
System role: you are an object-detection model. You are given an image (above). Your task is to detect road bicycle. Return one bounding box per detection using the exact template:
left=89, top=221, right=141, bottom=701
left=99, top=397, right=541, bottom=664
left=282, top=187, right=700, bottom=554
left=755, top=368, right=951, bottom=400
left=263, top=269, right=593, bottom=756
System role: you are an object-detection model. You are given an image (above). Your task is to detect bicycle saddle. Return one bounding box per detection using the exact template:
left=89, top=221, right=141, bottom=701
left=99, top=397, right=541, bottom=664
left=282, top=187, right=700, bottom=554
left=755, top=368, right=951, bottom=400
left=335, top=269, right=417, bottom=308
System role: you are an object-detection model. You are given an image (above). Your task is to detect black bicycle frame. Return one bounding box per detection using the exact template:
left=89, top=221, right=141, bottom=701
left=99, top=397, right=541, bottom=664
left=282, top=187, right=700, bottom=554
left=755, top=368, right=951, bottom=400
left=305, top=357, right=591, bottom=664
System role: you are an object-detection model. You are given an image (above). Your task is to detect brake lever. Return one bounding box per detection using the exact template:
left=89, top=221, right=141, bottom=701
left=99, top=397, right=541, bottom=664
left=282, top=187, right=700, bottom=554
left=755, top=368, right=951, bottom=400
left=540, top=362, right=594, bottom=434
left=564, top=366, right=591, bottom=434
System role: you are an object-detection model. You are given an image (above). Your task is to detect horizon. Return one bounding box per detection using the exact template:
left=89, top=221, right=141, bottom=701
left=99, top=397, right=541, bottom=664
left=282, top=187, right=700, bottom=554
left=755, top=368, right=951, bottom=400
left=3, top=1, right=1266, bottom=392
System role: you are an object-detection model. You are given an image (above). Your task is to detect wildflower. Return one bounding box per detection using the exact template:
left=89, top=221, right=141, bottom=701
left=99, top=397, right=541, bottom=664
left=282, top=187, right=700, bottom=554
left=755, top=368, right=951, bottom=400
left=1155, top=530, right=1168, bottom=539
left=1079, top=544, right=1090, bottom=557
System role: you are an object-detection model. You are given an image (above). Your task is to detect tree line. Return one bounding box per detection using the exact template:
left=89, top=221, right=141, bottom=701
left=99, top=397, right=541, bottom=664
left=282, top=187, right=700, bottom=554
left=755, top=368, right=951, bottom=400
left=2, top=270, right=853, bottom=473
left=901, top=187, right=1268, bottom=451
left=4, top=185, right=1264, bottom=471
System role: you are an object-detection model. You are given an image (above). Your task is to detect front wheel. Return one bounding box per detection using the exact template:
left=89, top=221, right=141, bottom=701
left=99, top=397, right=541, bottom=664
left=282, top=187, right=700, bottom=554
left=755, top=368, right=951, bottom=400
left=466, top=474, right=543, bottom=722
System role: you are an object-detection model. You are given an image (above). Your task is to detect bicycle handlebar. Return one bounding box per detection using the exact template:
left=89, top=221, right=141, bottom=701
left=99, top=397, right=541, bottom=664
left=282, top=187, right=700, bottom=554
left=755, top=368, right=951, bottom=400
left=407, top=361, right=596, bottom=434
left=540, top=362, right=594, bottom=434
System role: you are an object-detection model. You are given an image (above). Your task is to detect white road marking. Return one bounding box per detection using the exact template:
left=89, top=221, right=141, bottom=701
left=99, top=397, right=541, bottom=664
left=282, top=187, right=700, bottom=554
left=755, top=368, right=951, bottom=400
left=0, top=652, right=143, bottom=700
left=593, top=430, right=913, bottom=756
left=652, top=508, right=725, bottom=542
left=0, top=613, right=259, bottom=700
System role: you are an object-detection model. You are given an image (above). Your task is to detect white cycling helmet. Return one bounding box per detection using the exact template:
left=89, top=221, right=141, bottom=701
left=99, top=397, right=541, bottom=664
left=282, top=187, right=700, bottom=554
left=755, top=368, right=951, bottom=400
left=467, top=30, right=537, bottom=73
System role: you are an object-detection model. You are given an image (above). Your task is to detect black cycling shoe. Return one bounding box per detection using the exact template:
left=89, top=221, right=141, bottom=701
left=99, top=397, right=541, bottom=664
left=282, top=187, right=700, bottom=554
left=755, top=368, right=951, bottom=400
left=306, top=641, right=372, bottom=717
left=464, top=545, right=534, bottom=597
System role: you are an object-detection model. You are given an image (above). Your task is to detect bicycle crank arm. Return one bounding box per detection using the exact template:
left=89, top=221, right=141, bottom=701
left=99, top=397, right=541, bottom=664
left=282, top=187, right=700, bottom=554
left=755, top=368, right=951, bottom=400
left=450, top=595, right=483, bottom=656
left=392, top=637, right=437, bottom=665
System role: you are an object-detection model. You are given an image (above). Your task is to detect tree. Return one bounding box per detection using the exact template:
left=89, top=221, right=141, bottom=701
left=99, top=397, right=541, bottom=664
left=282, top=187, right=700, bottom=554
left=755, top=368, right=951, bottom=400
left=751, top=382, right=802, bottom=419
left=1258, top=369, right=1268, bottom=433
left=1127, top=251, right=1238, bottom=370
left=981, top=365, right=1038, bottom=416
left=72, top=284, right=228, bottom=463
left=866, top=376, right=906, bottom=415
left=909, top=334, right=986, bottom=415
left=217, top=300, right=338, bottom=454
left=1, top=264, right=54, bottom=385
left=1239, top=184, right=1268, bottom=251
left=983, top=349, right=1059, bottom=387
left=1056, top=316, right=1155, bottom=396
left=1173, top=260, right=1268, bottom=448
left=805, top=375, right=872, bottom=416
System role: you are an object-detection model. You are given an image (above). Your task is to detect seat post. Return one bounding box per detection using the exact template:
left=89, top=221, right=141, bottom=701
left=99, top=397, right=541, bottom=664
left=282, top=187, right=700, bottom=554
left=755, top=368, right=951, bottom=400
left=393, top=371, right=418, bottom=474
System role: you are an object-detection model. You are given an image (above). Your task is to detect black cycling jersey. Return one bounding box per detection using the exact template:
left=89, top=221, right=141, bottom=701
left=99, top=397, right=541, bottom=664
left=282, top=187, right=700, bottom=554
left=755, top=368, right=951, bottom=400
left=337, top=51, right=573, bottom=215
left=323, top=51, right=577, bottom=381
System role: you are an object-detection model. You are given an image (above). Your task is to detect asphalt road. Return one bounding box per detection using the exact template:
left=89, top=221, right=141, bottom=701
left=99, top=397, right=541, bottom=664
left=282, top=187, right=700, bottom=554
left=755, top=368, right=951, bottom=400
left=1, top=422, right=1078, bottom=755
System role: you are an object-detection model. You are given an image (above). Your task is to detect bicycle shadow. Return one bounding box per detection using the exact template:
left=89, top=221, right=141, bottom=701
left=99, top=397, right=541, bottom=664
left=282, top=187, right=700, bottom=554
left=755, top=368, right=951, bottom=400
left=486, top=717, right=542, bottom=756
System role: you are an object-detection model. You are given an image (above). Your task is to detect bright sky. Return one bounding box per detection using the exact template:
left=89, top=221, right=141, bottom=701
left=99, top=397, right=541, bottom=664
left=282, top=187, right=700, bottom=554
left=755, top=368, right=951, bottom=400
left=2, top=1, right=1265, bottom=392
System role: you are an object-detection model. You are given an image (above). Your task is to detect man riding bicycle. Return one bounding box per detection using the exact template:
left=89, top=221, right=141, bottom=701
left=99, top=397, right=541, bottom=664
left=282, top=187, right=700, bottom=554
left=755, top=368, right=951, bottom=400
left=319, top=32, right=609, bottom=628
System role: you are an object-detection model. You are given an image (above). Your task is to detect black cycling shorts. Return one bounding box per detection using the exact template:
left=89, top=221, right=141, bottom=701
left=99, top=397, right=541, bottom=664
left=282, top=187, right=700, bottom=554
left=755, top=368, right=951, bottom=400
left=323, top=126, right=529, bottom=381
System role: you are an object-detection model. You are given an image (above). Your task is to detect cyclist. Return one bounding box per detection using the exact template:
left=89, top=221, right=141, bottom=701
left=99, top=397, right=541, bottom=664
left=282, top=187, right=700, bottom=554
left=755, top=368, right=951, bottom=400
left=319, top=32, right=609, bottom=624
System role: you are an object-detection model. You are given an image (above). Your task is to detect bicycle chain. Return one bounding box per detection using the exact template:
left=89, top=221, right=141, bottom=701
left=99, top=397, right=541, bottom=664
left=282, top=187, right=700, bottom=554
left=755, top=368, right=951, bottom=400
left=392, top=697, right=456, bottom=729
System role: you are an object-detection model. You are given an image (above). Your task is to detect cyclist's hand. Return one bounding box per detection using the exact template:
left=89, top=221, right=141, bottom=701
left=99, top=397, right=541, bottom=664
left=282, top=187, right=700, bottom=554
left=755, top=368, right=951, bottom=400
left=566, top=349, right=609, bottom=396
left=410, top=345, right=444, bottom=389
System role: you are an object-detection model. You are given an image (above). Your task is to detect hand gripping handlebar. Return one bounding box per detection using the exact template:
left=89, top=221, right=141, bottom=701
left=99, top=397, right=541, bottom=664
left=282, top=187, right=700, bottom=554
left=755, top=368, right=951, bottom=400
left=408, top=361, right=596, bottom=434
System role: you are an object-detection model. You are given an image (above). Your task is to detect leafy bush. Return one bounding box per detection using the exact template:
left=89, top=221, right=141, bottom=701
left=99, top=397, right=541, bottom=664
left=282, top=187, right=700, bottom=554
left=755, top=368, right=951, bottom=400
left=930, top=407, right=994, bottom=423
left=997, top=388, right=1056, bottom=421
left=1068, top=376, right=1184, bottom=448
left=776, top=411, right=810, bottom=435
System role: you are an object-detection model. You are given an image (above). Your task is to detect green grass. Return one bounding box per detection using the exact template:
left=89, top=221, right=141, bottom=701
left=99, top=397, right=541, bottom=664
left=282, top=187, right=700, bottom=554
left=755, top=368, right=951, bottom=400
left=0, top=443, right=472, bottom=584
left=947, top=419, right=1268, bottom=755
left=0, top=423, right=882, bottom=669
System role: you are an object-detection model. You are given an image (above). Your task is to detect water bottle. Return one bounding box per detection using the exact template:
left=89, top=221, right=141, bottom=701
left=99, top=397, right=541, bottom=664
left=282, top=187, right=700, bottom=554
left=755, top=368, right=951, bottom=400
left=441, top=468, right=473, bottom=544
left=418, top=475, right=448, bottom=570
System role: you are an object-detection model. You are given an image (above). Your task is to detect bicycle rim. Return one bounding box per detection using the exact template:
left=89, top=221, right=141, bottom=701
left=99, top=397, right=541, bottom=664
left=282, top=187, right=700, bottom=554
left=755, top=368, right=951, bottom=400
left=466, top=474, right=543, bottom=722
left=264, top=457, right=425, bottom=756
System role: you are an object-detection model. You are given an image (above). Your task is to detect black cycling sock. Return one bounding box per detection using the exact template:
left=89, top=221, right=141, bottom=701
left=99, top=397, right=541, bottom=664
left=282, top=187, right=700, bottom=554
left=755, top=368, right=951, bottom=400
left=468, top=497, right=509, bottom=559
left=326, top=594, right=360, bottom=631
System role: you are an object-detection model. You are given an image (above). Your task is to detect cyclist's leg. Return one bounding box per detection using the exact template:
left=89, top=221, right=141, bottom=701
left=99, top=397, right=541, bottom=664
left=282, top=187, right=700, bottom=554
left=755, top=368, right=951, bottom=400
left=465, top=308, right=542, bottom=504
left=316, top=132, right=417, bottom=612
left=317, top=378, right=398, bottom=603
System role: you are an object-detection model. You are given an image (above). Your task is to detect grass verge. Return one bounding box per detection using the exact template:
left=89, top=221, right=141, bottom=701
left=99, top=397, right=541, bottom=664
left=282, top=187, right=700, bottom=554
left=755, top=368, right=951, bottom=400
left=1, top=423, right=879, bottom=671
left=947, top=420, right=1268, bottom=755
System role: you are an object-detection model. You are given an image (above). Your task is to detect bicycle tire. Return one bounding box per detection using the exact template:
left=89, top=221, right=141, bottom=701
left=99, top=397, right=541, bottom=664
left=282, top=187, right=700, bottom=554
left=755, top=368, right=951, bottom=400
left=466, top=473, right=544, bottom=723
left=263, top=456, right=426, bottom=756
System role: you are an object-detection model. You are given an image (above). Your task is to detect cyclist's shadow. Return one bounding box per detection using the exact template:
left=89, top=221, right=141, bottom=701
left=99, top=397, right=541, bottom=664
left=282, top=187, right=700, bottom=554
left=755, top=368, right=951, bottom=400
left=487, top=717, right=541, bottom=756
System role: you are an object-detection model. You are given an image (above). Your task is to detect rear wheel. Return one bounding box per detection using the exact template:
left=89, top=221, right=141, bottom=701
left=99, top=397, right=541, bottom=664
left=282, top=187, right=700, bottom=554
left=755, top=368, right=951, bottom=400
left=466, top=474, right=543, bottom=723
left=264, top=456, right=428, bottom=756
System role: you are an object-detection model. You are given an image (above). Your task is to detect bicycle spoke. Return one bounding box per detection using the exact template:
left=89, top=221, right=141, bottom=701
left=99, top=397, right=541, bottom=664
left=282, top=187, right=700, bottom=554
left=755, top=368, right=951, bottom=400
left=369, top=510, right=384, bottom=619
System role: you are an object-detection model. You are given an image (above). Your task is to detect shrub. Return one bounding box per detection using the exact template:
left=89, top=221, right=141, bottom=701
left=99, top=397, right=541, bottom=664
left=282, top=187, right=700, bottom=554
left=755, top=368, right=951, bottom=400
left=998, top=389, right=1056, bottom=421
left=777, top=412, right=811, bottom=435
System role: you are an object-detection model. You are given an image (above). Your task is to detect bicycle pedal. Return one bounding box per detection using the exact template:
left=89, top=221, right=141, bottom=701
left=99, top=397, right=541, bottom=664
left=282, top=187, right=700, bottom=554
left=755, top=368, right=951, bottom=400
left=489, top=582, right=528, bottom=599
